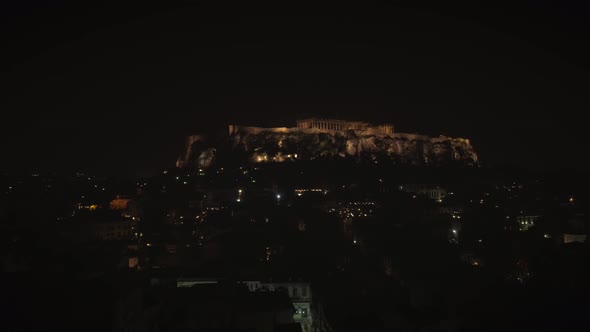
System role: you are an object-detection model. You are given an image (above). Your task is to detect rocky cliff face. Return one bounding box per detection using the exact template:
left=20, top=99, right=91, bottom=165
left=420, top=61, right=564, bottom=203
left=179, top=126, right=478, bottom=168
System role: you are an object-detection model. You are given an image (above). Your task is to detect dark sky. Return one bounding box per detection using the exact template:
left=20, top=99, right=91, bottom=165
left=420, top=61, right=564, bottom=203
left=2, top=1, right=589, bottom=176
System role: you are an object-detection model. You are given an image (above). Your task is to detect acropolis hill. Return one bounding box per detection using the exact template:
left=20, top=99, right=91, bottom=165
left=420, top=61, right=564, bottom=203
left=177, top=118, right=478, bottom=168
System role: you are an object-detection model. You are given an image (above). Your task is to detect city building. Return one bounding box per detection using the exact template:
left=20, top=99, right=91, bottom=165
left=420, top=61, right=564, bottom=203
left=116, top=282, right=299, bottom=332
left=242, top=281, right=313, bottom=332
left=91, top=218, right=136, bottom=240
left=516, top=215, right=542, bottom=232
left=109, top=196, right=132, bottom=210
left=562, top=212, right=587, bottom=244
left=400, top=184, right=447, bottom=201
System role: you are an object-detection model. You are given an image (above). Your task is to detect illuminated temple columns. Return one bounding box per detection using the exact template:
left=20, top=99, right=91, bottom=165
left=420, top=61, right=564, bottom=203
left=295, top=118, right=392, bottom=134
left=313, top=121, right=345, bottom=130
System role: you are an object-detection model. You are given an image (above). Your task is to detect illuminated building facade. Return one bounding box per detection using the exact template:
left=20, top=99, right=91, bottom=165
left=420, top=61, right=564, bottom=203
left=400, top=184, right=447, bottom=201
left=109, top=196, right=131, bottom=210
left=296, top=118, right=394, bottom=134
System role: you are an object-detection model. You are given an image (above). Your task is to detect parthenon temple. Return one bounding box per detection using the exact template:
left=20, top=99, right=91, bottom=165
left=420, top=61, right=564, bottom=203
left=296, top=118, right=394, bottom=134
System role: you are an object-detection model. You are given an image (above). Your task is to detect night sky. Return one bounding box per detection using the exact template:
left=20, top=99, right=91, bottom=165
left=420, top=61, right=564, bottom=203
left=2, top=1, right=589, bottom=176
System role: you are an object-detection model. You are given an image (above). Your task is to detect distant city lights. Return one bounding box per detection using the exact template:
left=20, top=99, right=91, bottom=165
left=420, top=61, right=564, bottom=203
left=294, top=188, right=326, bottom=197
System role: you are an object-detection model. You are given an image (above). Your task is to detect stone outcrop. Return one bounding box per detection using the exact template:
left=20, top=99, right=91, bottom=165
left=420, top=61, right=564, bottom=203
left=176, top=135, right=217, bottom=169
left=178, top=125, right=478, bottom=168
